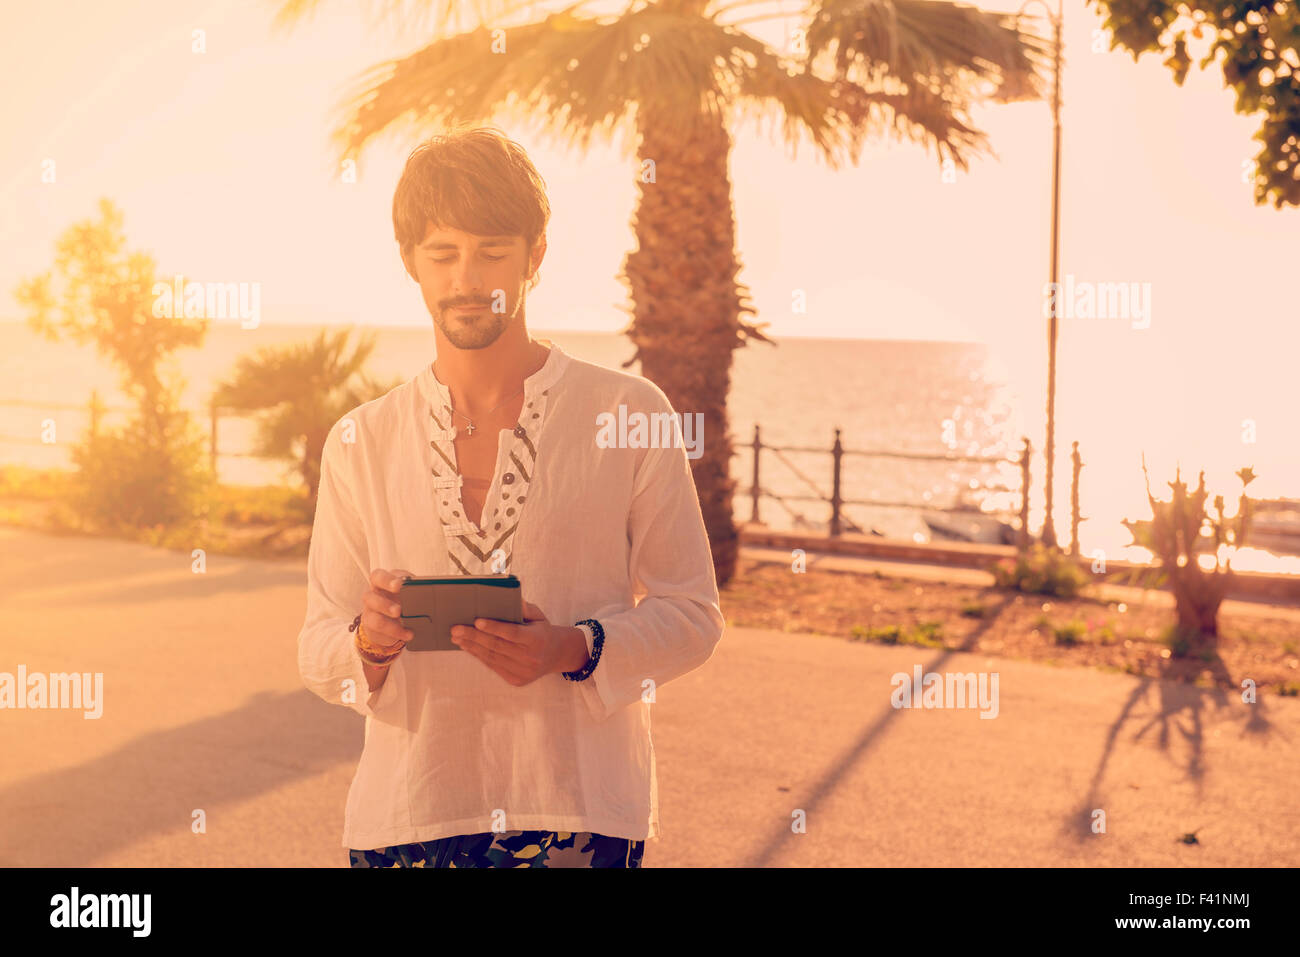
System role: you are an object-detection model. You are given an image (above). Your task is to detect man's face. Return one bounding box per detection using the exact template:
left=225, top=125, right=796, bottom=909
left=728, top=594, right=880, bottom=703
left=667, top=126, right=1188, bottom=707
left=401, top=223, right=545, bottom=350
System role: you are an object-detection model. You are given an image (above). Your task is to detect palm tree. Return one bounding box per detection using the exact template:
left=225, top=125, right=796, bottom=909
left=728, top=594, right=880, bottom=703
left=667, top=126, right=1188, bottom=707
left=272, top=0, right=1050, bottom=585
left=211, top=327, right=402, bottom=509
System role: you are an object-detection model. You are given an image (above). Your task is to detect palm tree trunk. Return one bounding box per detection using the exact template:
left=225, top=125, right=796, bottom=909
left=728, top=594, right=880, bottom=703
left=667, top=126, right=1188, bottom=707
left=619, top=104, right=769, bottom=587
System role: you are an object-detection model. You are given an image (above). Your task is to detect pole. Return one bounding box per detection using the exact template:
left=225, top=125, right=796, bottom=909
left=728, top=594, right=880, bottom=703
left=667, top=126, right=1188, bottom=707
left=1019, top=437, right=1032, bottom=549
left=830, top=428, right=843, bottom=537
left=1070, top=440, right=1083, bottom=558
left=1042, top=0, right=1064, bottom=549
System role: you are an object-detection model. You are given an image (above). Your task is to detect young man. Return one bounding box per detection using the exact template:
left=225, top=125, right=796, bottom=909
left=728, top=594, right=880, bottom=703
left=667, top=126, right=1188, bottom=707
left=297, top=127, right=725, bottom=868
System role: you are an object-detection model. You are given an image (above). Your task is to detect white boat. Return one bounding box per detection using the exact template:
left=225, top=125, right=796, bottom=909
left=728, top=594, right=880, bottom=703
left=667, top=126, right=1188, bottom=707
left=923, top=507, right=1017, bottom=545
left=1249, top=498, right=1300, bottom=556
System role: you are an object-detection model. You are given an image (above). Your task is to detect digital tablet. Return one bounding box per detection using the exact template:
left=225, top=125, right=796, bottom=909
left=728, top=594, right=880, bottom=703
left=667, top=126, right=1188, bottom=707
left=398, top=574, right=524, bottom=652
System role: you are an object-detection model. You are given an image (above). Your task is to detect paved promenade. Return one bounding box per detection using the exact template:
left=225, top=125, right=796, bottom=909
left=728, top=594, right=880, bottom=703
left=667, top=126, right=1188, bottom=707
left=1, top=526, right=1296, bottom=866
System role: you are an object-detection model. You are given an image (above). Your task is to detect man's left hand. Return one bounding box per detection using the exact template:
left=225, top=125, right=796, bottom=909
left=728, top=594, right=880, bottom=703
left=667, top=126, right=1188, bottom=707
left=451, top=600, right=590, bottom=687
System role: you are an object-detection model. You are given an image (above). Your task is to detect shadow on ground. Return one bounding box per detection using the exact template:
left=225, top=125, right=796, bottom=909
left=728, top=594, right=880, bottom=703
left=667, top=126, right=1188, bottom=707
left=0, top=690, right=359, bottom=866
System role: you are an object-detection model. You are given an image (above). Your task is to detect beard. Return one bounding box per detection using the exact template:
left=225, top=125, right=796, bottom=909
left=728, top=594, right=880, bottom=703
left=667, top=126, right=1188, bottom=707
left=434, top=300, right=514, bottom=350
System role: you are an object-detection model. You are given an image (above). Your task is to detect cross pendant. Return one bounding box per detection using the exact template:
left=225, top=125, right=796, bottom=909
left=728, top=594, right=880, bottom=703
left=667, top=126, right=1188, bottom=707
left=464, top=423, right=476, bottom=436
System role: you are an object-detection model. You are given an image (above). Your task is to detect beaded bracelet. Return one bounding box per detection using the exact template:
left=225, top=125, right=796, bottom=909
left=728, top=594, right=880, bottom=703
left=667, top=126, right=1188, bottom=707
left=562, top=618, right=604, bottom=682
left=349, top=614, right=400, bottom=667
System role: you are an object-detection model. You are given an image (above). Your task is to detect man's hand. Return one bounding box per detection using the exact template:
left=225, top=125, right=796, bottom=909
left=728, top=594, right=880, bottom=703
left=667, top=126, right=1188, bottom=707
left=451, top=600, right=590, bottom=687
left=361, top=568, right=416, bottom=653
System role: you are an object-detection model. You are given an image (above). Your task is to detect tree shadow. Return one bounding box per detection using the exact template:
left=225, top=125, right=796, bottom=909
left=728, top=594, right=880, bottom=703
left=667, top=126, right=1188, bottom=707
left=743, top=592, right=1017, bottom=867
left=1061, top=650, right=1281, bottom=844
left=0, top=690, right=361, bottom=866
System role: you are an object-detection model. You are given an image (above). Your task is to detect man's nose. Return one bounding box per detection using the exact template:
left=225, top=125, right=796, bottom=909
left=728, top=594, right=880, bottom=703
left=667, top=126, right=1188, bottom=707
left=450, top=258, right=485, bottom=293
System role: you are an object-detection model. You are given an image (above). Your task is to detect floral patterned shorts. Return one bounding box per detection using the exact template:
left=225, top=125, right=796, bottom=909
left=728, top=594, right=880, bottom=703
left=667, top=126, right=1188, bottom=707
left=348, top=829, right=645, bottom=868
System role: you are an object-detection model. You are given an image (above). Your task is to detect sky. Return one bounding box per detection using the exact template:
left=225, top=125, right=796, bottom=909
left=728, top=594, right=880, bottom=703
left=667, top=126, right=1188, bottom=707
left=2, top=0, right=1297, bottom=513
left=3, top=0, right=1295, bottom=346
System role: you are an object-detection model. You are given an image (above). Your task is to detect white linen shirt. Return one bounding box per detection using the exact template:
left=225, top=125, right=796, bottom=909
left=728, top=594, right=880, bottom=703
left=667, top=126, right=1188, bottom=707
left=297, top=339, right=725, bottom=849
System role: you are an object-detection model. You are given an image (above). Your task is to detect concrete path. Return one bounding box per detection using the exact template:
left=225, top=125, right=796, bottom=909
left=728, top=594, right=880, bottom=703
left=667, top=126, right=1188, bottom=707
left=1, top=526, right=1296, bottom=867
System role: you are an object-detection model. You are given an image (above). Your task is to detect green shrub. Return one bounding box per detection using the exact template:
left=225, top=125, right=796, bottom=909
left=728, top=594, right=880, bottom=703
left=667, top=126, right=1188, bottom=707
left=850, top=622, right=944, bottom=648
left=1053, top=620, right=1086, bottom=646
left=851, top=624, right=901, bottom=644
left=992, top=544, right=1088, bottom=599
left=70, top=407, right=214, bottom=531
left=907, top=621, right=945, bottom=648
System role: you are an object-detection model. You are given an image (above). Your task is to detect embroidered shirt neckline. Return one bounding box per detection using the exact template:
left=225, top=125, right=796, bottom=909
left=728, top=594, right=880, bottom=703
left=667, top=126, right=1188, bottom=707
left=419, top=340, right=570, bottom=571
left=419, top=339, right=567, bottom=411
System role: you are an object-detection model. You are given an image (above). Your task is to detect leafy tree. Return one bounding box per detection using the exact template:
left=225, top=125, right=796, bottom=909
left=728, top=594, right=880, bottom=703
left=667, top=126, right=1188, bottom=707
left=1087, top=0, right=1300, bottom=208
left=212, top=327, right=402, bottom=510
left=13, top=198, right=213, bottom=529
left=272, top=0, right=1049, bottom=585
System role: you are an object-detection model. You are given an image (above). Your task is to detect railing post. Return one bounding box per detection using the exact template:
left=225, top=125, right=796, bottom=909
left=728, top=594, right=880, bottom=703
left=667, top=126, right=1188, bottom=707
left=750, top=423, right=761, bottom=525
left=830, top=428, right=843, bottom=537
left=1070, top=440, right=1082, bottom=558
left=1018, top=436, right=1032, bottom=549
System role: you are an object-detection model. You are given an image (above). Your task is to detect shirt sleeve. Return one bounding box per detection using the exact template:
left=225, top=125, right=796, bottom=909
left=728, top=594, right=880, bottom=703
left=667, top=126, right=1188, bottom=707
left=575, top=389, right=725, bottom=721
left=297, top=419, right=407, bottom=722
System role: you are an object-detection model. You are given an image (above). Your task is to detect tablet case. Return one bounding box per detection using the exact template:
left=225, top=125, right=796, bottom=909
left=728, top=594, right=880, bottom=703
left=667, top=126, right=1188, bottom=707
left=398, top=574, right=523, bottom=652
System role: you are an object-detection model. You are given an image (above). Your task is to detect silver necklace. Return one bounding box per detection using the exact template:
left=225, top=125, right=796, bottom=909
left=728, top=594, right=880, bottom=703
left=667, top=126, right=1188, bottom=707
left=447, top=385, right=524, bottom=437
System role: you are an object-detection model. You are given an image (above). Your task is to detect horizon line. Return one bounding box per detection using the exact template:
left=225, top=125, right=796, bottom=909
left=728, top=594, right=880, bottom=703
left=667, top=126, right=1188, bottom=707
left=0, top=316, right=987, bottom=347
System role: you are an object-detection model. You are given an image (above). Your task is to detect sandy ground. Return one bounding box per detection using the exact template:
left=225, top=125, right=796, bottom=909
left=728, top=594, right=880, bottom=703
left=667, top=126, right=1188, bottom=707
left=0, top=525, right=1296, bottom=867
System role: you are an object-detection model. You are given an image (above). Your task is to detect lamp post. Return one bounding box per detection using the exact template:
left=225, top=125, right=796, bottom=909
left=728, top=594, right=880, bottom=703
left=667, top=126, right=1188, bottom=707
left=1017, top=0, right=1064, bottom=549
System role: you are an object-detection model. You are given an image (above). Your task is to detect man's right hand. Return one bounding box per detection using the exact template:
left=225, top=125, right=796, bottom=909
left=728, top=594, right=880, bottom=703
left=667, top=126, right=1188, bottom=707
left=360, top=568, right=415, bottom=655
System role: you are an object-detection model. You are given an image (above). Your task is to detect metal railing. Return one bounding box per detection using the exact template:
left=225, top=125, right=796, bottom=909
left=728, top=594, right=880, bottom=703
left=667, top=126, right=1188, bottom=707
left=2, top=393, right=1089, bottom=555
left=0, top=391, right=264, bottom=470
left=741, top=424, right=1086, bottom=555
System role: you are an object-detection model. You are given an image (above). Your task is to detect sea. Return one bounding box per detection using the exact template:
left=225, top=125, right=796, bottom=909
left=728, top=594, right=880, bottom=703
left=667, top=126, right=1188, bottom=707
left=2, top=319, right=1296, bottom=575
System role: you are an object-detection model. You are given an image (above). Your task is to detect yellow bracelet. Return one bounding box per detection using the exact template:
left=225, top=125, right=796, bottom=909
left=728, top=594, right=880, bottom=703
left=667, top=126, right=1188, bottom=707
left=356, top=622, right=401, bottom=666
left=356, top=643, right=398, bottom=667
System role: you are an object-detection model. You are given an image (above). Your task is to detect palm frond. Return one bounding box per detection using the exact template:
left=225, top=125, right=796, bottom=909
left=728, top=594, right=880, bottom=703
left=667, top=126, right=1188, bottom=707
left=806, top=0, right=1052, bottom=98
left=722, top=26, right=986, bottom=169
left=323, top=7, right=679, bottom=163
left=325, top=6, right=897, bottom=169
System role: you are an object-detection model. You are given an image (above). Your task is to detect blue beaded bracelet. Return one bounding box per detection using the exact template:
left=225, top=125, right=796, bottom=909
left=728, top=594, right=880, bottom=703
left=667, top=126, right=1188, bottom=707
left=563, top=618, right=604, bottom=682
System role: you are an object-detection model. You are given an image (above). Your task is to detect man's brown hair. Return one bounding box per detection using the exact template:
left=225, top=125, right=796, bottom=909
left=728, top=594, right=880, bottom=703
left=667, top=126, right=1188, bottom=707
left=393, top=127, right=550, bottom=291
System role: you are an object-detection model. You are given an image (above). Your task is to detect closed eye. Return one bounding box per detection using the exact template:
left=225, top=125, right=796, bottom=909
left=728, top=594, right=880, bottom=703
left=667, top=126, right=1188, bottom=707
left=433, top=255, right=505, bottom=263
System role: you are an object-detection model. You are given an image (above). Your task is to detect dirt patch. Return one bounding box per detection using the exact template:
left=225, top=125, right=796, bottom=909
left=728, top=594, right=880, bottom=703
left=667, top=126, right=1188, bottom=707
left=721, top=557, right=1300, bottom=695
